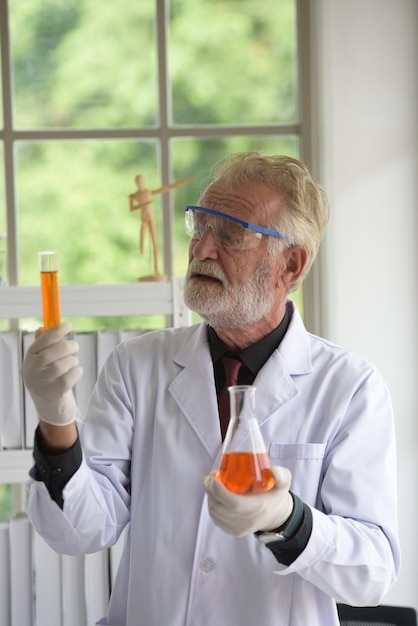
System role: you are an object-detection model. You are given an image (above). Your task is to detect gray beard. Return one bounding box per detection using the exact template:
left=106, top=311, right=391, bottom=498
left=184, top=260, right=274, bottom=329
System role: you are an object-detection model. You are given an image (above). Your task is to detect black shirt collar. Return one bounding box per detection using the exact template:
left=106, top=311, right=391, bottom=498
left=208, top=304, right=290, bottom=376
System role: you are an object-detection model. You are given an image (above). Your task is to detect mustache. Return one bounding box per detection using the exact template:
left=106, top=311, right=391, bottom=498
left=187, top=260, right=228, bottom=284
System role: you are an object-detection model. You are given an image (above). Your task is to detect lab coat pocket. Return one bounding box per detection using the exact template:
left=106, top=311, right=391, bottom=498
left=268, top=442, right=326, bottom=505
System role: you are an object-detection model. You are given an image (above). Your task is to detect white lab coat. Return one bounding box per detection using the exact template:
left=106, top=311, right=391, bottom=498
left=27, top=302, right=400, bottom=626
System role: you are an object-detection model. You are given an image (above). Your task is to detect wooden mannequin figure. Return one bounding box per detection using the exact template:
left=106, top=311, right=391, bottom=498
left=129, top=174, right=193, bottom=281
left=129, top=174, right=163, bottom=281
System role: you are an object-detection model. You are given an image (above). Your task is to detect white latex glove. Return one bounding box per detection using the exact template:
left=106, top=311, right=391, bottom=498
left=21, top=322, right=82, bottom=426
left=204, top=466, right=293, bottom=537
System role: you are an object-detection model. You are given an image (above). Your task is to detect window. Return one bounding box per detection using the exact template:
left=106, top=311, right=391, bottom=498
left=0, top=0, right=308, bottom=334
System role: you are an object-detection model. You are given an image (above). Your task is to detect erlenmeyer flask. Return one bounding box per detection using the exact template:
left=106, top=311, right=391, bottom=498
left=216, top=385, right=275, bottom=495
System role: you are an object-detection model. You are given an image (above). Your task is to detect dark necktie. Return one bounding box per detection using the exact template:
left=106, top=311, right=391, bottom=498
left=218, top=356, right=242, bottom=440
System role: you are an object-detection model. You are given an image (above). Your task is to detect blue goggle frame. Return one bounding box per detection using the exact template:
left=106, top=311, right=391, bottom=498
left=185, top=205, right=289, bottom=245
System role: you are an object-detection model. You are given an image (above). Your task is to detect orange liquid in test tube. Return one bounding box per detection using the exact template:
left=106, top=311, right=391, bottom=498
left=39, top=251, right=61, bottom=329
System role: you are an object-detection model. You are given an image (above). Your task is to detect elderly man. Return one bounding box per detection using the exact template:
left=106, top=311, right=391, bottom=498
left=22, top=152, right=399, bottom=626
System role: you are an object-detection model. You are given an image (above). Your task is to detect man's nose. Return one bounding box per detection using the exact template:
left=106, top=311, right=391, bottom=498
left=191, top=226, right=219, bottom=260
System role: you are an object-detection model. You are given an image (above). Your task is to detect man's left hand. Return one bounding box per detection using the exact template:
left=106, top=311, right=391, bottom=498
left=204, top=466, right=293, bottom=537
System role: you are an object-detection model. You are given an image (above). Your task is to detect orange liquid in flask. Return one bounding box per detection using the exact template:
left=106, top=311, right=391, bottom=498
left=40, top=270, right=61, bottom=329
left=217, top=451, right=275, bottom=495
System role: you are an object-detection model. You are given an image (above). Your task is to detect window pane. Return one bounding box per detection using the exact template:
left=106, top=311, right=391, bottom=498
left=16, top=140, right=164, bottom=286
left=10, top=1, right=158, bottom=129
left=169, top=0, right=298, bottom=125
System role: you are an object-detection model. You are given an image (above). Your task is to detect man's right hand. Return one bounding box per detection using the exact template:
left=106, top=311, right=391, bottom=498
left=21, top=322, right=82, bottom=427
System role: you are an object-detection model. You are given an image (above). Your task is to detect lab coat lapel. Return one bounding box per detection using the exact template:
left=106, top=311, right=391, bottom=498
left=251, top=303, right=313, bottom=426
left=169, top=324, right=221, bottom=459
left=252, top=351, right=301, bottom=426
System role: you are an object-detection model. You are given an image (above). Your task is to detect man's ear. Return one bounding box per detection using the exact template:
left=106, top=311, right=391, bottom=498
left=278, top=245, right=308, bottom=289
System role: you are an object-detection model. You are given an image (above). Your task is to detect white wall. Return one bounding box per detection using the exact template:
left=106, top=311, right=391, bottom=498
left=316, top=0, right=418, bottom=610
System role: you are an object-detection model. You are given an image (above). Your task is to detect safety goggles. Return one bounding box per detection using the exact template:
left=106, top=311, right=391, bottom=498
left=184, top=205, right=290, bottom=251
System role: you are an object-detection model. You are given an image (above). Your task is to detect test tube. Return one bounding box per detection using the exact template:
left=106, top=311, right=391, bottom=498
left=39, top=251, right=61, bottom=329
